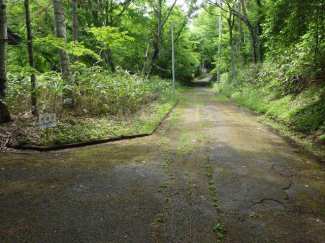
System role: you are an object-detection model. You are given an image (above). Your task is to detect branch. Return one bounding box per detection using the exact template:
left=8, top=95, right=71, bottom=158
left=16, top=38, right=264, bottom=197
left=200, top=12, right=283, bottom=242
left=108, top=0, right=132, bottom=26
left=207, top=0, right=231, bottom=14
left=202, top=5, right=228, bottom=20
left=161, top=0, right=177, bottom=29
left=174, top=21, right=186, bottom=43
left=148, top=28, right=158, bottom=37
left=208, top=0, right=248, bottom=24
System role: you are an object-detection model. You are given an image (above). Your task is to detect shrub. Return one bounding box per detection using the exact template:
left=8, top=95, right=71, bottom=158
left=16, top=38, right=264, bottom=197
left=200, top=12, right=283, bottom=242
left=7, top=64, right=174, bottom=117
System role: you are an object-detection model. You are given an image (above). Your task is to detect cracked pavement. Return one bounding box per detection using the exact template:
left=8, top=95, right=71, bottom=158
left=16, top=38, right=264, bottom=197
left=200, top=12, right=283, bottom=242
left=1, top=83, right=325, bottom=242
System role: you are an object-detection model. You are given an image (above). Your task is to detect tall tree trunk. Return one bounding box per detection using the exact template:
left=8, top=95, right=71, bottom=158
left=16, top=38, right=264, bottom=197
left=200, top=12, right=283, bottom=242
left=52, top=0, right=73, bottom=107
left=236, top=1, right=242, bottom=62
left=256, top=0, right=263, bottom=63
left=228, top=15, right=237, bottom=77
left=148, top=0, right=177, bottom=77
left=24, top=0, right=37, bottom=116
left=148, top=0, right=162, bottom=77
left=239, top=0, right=256, bottom=63
left=0, top=0, right=10, bottom=123
left=148, top=38, right=160, bottom=77
left=217, top=4, right=222, bottom=83
left=72, top=0, right=78, bottom=63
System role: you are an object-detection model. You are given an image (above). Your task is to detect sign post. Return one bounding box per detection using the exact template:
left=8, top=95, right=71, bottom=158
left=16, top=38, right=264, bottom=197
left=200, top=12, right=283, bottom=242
left=39, top=113, right=56, bottom=140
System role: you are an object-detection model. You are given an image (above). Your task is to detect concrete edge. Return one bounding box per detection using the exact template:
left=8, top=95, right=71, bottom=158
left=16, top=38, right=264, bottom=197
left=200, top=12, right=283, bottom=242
left=9, top=101, right=178, bottom=152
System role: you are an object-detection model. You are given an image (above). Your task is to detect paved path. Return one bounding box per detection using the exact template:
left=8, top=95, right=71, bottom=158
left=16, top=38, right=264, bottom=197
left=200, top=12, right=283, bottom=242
left=1, top=85, right=325, bottom=242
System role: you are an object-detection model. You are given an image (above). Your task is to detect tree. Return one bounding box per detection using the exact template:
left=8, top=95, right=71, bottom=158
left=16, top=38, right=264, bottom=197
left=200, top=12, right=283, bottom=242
left=24, top=0, right=37, bottom=116
left=147, top=0, right=177, bottom=77
left=217, top=4, right=222, bottom=82
left=191, top=9, right=219, bottom=72
left=255, top=0, right=263, bottom=62
left=210, top=0, right=257, bottom=63
left=226, top=9, right=237, bottom=76
left=0, top=0, right=10, bottom=123
left=71, top=0, right=78, bottom=63
left=52, top=0, right=73, bottom=106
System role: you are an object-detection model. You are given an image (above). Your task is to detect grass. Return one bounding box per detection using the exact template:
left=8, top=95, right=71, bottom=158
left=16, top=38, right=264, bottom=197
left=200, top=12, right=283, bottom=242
left=209, top=180, right=218, bottom=208
left=9, top=99, right=176, bottom=147
left=163, top=155, right=171, bottom=174
left=205, top=164, right=219, bottom=208
left=210, top=95, right=230, bottom=102
left=177, top=132, right=193, bottom=157
left=205, top=164, right=213, bottom=178
left=213, top=223, right=227, bottom=242
left=214, top=70, right=325, bottom=161
left=151, top=213, right=164, bottom=239
left=250, top=212, right=260, bottom=218
left=158, top=181, right=169, bottom=193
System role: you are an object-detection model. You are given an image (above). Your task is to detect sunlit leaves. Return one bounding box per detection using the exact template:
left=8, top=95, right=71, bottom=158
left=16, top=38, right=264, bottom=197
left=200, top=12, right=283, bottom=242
left=89, top=26, right=134, bottom=48
left=35, top=35, right=101, bottom=60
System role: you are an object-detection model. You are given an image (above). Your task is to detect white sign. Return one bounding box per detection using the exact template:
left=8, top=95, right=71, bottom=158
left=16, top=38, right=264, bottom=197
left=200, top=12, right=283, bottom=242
left=39, top=113, right=57, bottom=129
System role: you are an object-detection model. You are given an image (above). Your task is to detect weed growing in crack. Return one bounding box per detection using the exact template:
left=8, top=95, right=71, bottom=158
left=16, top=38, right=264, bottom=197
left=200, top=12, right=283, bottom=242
left=205, top=164, right=213, bottom=178
left=209, top=180, right=218, bottom=207
left=177, top=133, right=193, bottom=157
left=250, top=212, right=260, bottom=218
left=151, top=213, right=164, bottom=238
left=153, top=213, right=164, bottom=223
left=213, top=223, right=226, bottom=242
left=163, top=155, right=171, bottom=174
left=209, top=180, right=216, bottom=190
left=158, top=181, right=168, bottom=193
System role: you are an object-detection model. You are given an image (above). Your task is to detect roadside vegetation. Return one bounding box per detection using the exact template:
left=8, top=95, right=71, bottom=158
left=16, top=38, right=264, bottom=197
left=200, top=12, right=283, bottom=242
left=2, top=67, right=176, bottom=147
left=190, top=0, right=325, bottom=159
left=214, top=65, right=325, bottom=158
left=0, top=0, right=200, bottom=149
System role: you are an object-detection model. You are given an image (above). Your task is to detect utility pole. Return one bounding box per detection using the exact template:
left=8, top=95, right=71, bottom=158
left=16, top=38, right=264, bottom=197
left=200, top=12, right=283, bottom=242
left=217, top=3, right=223, bottom=83
left=171, top=23, right=175, bottom=95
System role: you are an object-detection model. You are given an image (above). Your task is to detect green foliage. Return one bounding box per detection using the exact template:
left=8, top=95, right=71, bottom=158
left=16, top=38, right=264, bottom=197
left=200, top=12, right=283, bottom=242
left=89, top=26, right=134, bottom=48
left=7, top=65, right=174, bottom=117
left=213, top=223, right=226, bottom=242
left=205, top=164, right=213, bottom=178
left=263, top=0, right=325, bottom=75
left=163, top=155, right=171, bottom=174
left=215, top=64, right=325, bottom=135
left=250, top=212, right=260, bottom=219
left=36, top=35, right=100, bottom=60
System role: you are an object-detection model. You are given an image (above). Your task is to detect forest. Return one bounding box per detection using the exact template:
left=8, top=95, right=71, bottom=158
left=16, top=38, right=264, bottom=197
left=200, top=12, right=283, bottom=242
left=0, top=0, right=324, bottom=154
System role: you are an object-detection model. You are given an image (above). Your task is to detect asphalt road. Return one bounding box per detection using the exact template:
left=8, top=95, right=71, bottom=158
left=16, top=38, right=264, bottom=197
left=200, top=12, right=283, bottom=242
left=1, top=83, right=325, bottom=242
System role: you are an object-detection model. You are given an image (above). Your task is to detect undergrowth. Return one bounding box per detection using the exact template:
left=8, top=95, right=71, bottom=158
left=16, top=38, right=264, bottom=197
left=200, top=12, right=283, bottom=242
left=213, top=62, right=325, bottom=157
left=3, top=66, right=179, bottom=147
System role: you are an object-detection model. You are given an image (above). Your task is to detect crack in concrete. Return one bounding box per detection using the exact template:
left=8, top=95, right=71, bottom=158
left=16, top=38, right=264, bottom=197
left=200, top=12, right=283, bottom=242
left=269, top=164, right=288, bottom=172
left=252, top=198, right=285, bottom=206
left=282, top=180, right=293, bottom=191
